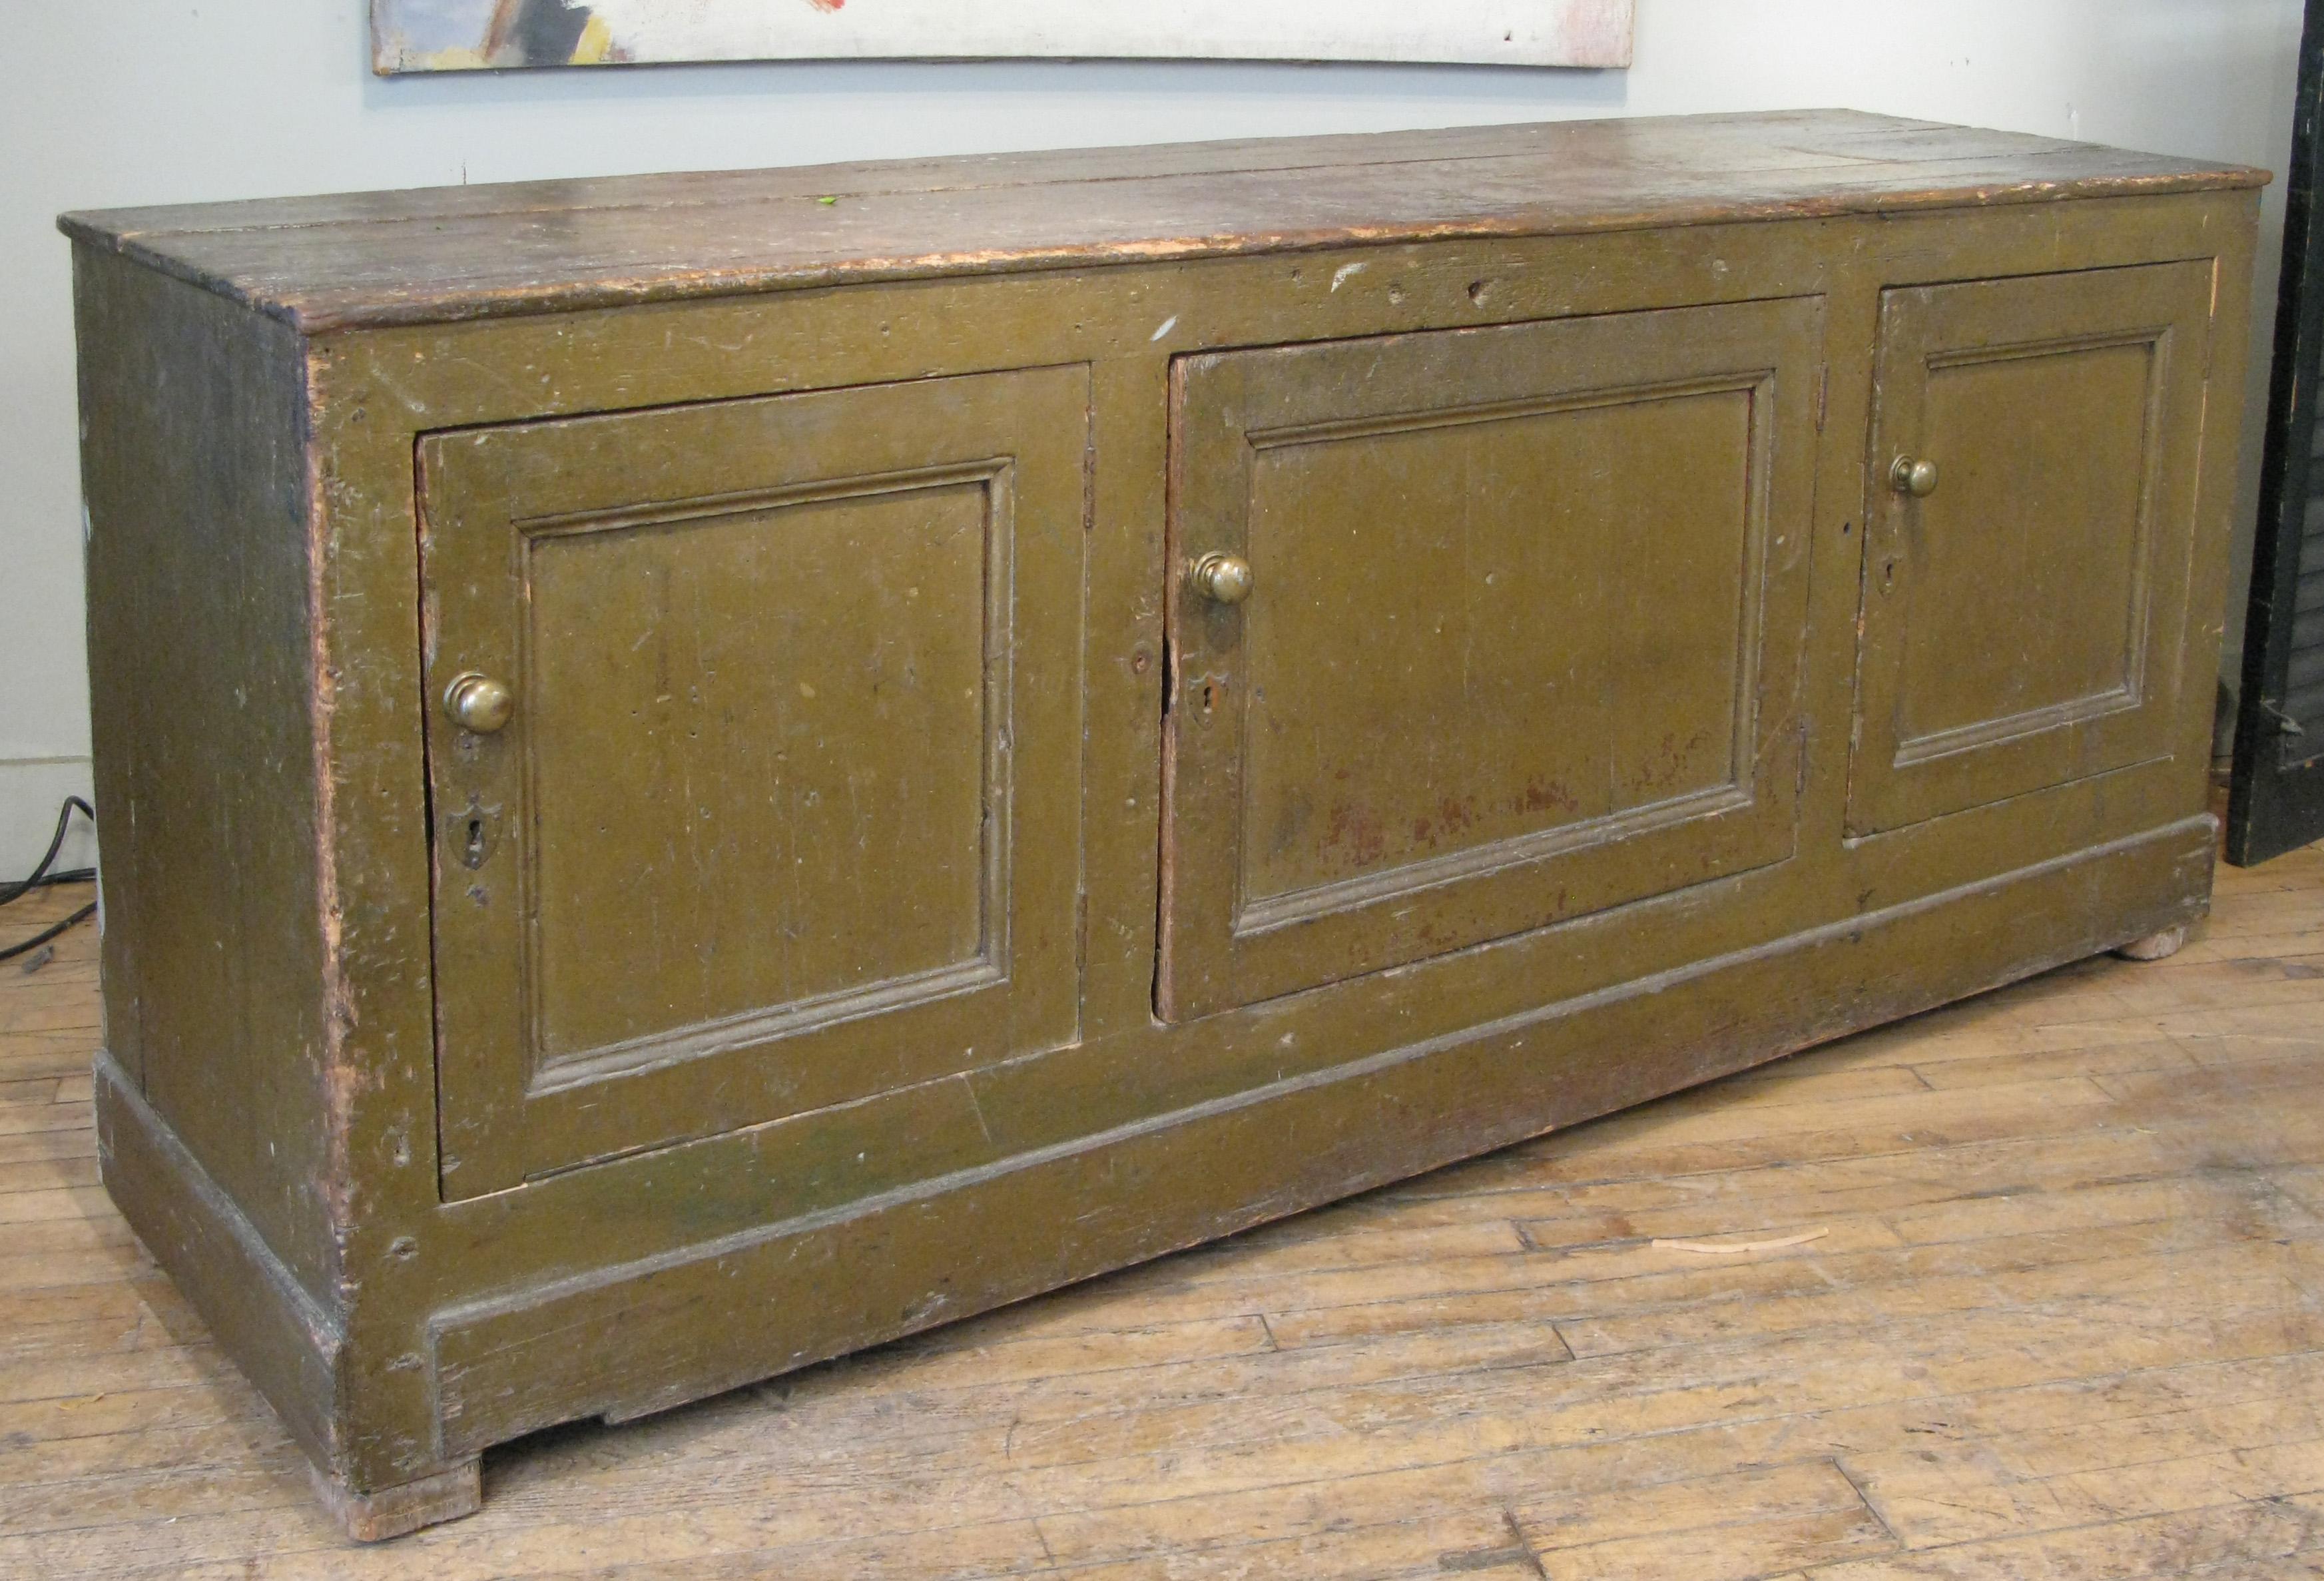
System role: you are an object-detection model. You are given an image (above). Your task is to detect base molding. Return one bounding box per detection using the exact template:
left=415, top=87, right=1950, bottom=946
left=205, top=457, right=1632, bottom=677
left=94, top=1055, right=344, bottom=1474
left=309, top=1460, right=482, bottom=1544
left=430, top=816, right=2215, bottom=1461
left=95, top=1057, right=480, bottom=1539
left=93, top=817, right=2217, bottom=1538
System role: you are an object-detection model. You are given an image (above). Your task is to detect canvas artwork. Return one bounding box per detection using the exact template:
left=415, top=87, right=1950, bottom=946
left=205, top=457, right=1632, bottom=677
left=372, top=0, right=1635, bottom=73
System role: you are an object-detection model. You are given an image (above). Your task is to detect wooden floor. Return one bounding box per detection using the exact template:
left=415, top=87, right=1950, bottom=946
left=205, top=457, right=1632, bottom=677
left=3, top=846, right=2323, bottom=1579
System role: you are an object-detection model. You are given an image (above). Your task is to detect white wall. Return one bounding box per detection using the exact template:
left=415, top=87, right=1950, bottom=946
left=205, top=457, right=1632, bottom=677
left=0, top=0, right=2303, bottom=873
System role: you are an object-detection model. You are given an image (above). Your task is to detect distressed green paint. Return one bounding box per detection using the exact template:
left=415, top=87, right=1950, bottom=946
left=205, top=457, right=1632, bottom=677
left=64, top=115, right=2261, bottom=1536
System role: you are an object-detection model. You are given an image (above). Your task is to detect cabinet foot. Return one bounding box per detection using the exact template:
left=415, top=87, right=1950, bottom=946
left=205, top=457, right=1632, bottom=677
left=2112, top=924, right=2190, bottom=962
left=309, top=1460, right=481, bottom=1543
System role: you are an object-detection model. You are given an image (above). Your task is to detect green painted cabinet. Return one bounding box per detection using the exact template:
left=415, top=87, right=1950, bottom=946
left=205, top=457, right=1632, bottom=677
left=62, top=113, right=2261, bottom=1538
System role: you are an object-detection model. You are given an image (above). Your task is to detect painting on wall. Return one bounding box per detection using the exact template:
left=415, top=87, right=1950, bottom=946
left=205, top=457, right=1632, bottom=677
left=372, top=0, right=1634, bottom=74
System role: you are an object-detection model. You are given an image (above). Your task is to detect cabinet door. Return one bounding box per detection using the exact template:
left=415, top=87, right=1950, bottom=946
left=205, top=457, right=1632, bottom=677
left=1159, top=299, right=1823, bottom=1020
left=422, top=368, right=1086, bottom=1195
left=1849, top=263, right=2215, bottom=836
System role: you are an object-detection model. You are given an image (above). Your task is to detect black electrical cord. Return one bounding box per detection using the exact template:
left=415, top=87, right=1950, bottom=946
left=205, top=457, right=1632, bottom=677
left=0, top=796, right=97, bottom=964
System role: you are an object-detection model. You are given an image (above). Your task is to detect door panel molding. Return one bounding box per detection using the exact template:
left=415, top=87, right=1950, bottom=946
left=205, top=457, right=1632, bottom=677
left=420, top=368, right=1087, bottom=1195
left=1159, top=298, right=1823, bottom=1020
left=511, top=461, right=1016, bottom=1092
left=1849, top=262, right=2214, bottom=838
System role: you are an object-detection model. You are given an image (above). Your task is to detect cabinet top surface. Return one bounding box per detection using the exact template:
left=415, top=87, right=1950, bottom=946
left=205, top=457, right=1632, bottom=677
left=61, top=110, right=2263, bottom=333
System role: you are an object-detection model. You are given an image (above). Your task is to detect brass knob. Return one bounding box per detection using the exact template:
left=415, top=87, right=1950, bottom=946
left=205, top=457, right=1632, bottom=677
left=443, top=673, right=515, bottom=735
left=1890, top=456, right=1940, bottom=497
left=1193, top=552, right=1254, bottom=606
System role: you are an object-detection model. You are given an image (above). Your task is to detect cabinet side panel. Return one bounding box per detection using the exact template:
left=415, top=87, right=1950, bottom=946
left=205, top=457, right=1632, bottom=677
left=75, top=244, right=336, bottom=1301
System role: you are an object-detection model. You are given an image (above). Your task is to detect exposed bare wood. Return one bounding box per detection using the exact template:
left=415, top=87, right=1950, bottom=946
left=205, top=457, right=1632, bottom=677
left=57, top=113, right=2264, bottom=332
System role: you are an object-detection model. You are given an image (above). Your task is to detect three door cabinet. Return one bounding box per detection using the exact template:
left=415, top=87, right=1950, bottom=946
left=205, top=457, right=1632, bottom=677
left=64, top=111, right=2263, bottom=1538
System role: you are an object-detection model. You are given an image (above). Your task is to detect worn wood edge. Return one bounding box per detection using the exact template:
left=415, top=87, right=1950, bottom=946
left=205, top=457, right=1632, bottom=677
left=93, top=1051, right=346, bottom=1477
left=306, top=1458, right=481, bottom=1544
left=54, top=109, right=2269, bottom=336
left=75, top=244, right=346, bottom=1294
left=61, top=110, right=2262, bottom=242
left=426, top=813, right=2213, bottom=1462
left=63, top=115, right=1795, bottom=239
left=59, top=116, right=1857, bottom=242
left=2112, top=922, right=2193, bottom=960
left=76, top=180, right=2264, bottom=338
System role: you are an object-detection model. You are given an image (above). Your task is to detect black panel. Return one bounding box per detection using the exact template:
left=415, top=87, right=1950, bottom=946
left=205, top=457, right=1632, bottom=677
left=2229, top=0, right=2324, bottom=862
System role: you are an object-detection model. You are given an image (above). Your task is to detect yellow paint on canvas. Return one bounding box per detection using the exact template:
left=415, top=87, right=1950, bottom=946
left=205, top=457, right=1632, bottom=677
left=571, top=15, right=617, bottom=65
left=408, top=47, right=492, bottom=71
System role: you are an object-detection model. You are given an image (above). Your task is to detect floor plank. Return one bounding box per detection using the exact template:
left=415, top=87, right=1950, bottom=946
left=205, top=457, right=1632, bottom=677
left=1, top=850, right=2321, bottom=1576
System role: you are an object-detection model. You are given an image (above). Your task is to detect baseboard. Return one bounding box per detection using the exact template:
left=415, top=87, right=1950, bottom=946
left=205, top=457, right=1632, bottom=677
left=93, top=1052, right=344, bottom=1474
left=430, top=814, right=2213, bottom=1458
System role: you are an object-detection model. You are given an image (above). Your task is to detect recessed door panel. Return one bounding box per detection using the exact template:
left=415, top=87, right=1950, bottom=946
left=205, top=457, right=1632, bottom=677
left=1160, top=299, right=1823, bottom=1019
left=524, top=483, right=994, bottom=1064
left=422, top=368, right=1087, bottom=1195
left=1849, top=263, right=2215, bottom=835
